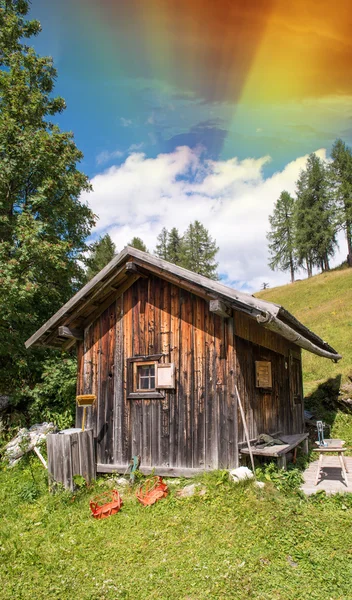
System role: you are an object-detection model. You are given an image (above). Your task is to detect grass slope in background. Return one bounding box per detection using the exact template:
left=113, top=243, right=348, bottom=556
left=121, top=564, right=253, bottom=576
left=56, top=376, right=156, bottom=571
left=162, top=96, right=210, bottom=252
left=257, top=267, right=352, bottom=395
left=257, top=267, right=352, bottom=447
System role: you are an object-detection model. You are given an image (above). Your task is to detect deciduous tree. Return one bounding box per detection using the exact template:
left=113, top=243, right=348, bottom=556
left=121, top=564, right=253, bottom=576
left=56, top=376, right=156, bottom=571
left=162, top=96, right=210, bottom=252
left=0, top=1, right=95, bottom=396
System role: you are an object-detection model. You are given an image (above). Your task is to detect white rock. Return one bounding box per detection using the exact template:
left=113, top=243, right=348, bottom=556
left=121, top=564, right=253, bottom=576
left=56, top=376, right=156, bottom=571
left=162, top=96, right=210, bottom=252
left=177, top=483, right=201, bottom=497
left=229, top=466, right=254, bottom=483
left=255, top=481, right=265, bottom=489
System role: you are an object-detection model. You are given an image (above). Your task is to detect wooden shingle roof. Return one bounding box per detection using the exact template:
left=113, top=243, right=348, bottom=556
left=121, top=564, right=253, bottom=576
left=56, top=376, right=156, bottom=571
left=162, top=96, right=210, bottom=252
left=25, top=246, right=342, bottom=361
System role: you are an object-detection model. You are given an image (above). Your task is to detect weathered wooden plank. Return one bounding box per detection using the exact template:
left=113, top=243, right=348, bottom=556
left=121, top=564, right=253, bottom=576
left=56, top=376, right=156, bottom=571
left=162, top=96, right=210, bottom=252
left=113, top=296, right=124, bottom=464
left=169, top=284, right=180, bottom=468
left=123, top=286, right=133, bottom=463
left=97, top=463, right=212, bottom=478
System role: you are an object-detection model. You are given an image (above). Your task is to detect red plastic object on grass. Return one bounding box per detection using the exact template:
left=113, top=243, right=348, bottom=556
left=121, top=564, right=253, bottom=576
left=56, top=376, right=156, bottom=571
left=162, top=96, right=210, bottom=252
left=136, top=476, right=168, bottom=506
left=89, top=490, right=123, bottom=519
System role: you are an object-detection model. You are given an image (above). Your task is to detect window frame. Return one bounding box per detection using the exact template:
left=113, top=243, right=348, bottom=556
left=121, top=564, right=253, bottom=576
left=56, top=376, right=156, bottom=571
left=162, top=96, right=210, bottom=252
left=134, top=361, right=157, bottom=393
left=127, top=355, right=165, bottom=400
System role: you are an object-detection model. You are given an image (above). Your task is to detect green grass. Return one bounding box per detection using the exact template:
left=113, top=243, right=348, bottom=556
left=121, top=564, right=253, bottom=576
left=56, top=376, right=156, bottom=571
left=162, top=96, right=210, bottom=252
left=1, top=459, right=352, bottom=600
left=257, top=267, right=352, bottom=395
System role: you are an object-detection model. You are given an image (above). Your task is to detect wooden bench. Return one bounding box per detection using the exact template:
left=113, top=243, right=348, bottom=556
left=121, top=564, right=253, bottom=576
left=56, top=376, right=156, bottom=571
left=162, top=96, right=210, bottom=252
left=240, top=433, right=309, bottom=469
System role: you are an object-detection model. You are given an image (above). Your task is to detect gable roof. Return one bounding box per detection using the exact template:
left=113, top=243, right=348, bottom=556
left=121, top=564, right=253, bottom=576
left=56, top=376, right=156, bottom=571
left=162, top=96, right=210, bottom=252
left=25, top=246, right=342, bottom=361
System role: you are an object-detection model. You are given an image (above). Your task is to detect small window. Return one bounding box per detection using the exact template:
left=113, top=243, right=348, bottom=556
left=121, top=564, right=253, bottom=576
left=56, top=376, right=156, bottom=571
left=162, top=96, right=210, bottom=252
left=127, top=357, right=175, bottom=399
left=135, top=362, right=156, bottom=391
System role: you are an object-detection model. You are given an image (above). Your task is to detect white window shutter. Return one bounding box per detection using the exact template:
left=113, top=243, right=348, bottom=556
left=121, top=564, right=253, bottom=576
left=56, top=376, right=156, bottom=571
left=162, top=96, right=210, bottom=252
left=156, top=363, right=175, bottom=389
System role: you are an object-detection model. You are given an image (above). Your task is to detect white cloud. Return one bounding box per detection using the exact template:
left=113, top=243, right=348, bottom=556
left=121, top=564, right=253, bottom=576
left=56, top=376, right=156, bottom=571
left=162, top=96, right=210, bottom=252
left=82, top=146, right=347, bottom=293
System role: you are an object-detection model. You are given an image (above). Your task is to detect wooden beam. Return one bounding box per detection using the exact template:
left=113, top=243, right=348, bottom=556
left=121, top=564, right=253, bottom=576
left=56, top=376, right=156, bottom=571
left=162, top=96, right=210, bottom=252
left=209, top=298, right=231, bottom=318
left=62, top=338, right=77, bottom=352
left=83, top=273, right=140, bottom=329
left=58, top=326, right=83, bottom=340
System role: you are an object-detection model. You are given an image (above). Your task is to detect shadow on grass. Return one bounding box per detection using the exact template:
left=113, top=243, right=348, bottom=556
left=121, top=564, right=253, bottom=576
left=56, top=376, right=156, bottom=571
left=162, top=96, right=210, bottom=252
left=304, top=375, right=342, bottom=432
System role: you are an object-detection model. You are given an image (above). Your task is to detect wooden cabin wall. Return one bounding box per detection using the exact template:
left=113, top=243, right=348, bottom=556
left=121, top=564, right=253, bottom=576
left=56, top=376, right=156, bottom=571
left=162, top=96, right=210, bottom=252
left=234, top=312, right=304, bottom=442
left=76, top=274, right=304, bottom=474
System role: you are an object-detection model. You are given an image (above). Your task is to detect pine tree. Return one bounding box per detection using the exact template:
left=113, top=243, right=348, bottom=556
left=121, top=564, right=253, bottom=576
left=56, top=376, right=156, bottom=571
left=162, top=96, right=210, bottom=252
left=0, top=1, right=95, bottom=396
left=167, top=227, right=182, bottom=265
left=267, top=191, right=297, bottom=283
left=329, top=139, right=352, bottom=266
left=155, top=227, right=169, bottom=260
left=180, top=221, right=218, bottom=279
left=85, top=234, right=116, bottom=281
left=129, top=237, right=147, bottom=252
left=295, top=154, right=336, bottom=276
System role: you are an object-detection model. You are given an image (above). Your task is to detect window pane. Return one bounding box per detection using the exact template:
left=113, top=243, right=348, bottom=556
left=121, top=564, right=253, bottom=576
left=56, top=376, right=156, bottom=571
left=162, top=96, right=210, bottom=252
left=136, top=363, right=156, bottom=390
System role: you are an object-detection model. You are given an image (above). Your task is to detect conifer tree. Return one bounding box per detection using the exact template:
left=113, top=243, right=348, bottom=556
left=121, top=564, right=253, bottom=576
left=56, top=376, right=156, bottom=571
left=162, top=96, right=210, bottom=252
left=129, top=236, right=147, bottom=252
left=155, top=227, right=169, bottom=260
left=167, top=227, right=182, bottom=265
left=329, top=139, right=352, bottom=266
left=0, top=1, right=95, bottom=396
left=85, top=234, right=116, bottom=281
left=267, top=191, right=297, bottom=283
left=295, top=154, right=336, bottom=276
left=180, top=221, right=218, bottom=279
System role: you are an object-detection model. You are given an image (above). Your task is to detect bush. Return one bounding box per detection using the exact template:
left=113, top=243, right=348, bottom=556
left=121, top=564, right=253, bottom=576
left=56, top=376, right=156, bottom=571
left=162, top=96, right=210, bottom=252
left=26, top=355, right=77, bottom=429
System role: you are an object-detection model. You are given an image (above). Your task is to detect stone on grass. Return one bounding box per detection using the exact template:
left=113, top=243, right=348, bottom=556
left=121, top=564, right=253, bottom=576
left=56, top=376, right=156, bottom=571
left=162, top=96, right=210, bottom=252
left=176, top=483, right=206, bottom=498
left=229, top=466, right=254, bottom=483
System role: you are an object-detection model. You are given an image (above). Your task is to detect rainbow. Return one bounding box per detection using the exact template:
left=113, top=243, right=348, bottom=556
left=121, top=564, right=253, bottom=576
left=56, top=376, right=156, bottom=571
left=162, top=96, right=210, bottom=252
left=68, top=0, right=352, bottom=156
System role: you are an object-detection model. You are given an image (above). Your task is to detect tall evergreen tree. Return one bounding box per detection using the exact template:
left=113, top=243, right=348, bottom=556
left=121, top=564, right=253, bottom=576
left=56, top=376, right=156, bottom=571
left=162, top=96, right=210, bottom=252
left=167, top=227, right=182, bottom=265
left=155, top=227, right=169, bottom=260
left=129, top=236, right=147, bottom=252
left=294, top=154, right=336, bottom=276
left=180, top=220, right=218, bottom=279
left=85, top=234, right=116, bottom=281
left=329, top=139, right=352, bottom=266
left=267, top=191, right=297, bottom=283
left=0, top=1, right=95, bottom=396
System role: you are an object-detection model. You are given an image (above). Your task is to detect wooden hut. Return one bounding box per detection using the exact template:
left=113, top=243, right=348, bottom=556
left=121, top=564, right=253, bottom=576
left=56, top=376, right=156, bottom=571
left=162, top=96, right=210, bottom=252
left=26, top=247, right=341, bottom=476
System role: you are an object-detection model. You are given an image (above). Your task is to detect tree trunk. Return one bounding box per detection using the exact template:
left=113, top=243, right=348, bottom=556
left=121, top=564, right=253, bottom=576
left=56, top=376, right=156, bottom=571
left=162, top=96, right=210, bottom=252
left=306, top=258, right=312, bottom=278
left=324, top=255, right=330, bottom=271
left=346, top=220, right=352, bottom=267
left=289, top=255, right=295, bottom=283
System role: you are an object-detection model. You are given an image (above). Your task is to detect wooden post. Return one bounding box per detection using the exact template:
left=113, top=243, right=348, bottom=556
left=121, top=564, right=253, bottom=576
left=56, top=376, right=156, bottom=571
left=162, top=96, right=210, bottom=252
left=235, top=384, right=256, bottom=477
left=47, top=428, right=96, bottom=491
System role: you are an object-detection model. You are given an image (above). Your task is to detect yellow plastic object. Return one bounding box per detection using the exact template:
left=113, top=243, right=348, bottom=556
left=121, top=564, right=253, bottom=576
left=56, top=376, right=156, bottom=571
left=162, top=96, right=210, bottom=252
left=76, top=395, right=96, bottom=431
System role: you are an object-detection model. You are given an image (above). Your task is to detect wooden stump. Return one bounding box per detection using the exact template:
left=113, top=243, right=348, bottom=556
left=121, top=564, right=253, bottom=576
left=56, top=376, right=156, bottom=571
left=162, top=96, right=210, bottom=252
left=47, top=428, right=96, bottom=491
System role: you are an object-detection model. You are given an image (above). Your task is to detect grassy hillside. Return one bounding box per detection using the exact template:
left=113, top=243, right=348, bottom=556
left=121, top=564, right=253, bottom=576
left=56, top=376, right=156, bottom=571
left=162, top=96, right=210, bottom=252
left=257, top=267, right=352, bottom=396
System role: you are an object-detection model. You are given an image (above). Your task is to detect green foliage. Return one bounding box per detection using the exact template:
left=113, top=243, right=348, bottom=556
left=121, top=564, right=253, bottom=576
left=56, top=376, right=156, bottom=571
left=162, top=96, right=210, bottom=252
left=295, top=153, right=336, bottom=275
left=166, top=227, right=182, bottom=264
left=180, top=220, right=219, bottom=279
left=72, top=474, right=86, bottom=490
left=0, top=0, right=95, bottom=398
left=1, top=462, right=352, bottom=599
left=267, top=191, right=298, bottom=282
left=155, top=226, right=168, bottom=259
left=128, top=236, right=148, bottom=252
left=256, top=462, right=303, bottom=493
left=18, top=480, right=40, bottom=503
left=329, top=138, right=352, bottom=262
left=84, top=233, right=116, bottom=282
left=25, top=355, right=77, bottom=428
